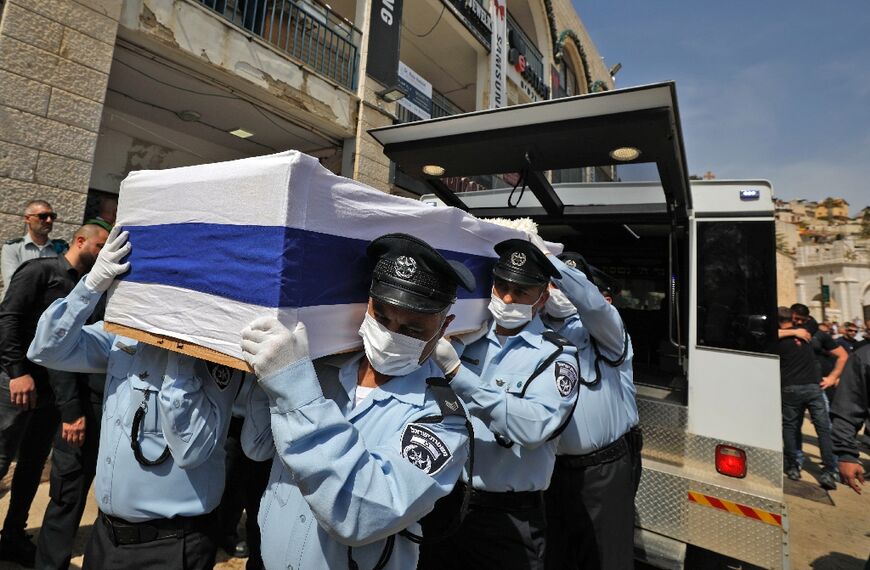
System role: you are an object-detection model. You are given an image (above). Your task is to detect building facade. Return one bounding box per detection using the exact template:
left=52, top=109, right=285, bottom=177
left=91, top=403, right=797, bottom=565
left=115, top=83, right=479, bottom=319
left=0, top=0, right=612, bottom=277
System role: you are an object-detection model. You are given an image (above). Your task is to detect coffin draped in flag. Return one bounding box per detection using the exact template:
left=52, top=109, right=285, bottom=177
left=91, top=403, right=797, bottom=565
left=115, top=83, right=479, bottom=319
left=106, top=151, right=529, bottom=366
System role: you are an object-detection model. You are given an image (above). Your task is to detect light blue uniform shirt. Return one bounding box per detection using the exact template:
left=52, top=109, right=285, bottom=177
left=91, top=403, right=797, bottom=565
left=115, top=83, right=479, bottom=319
left=450, top=315, right=579, bottom=492
left=544, top=256, right=638, bottom=456
left=27, top=278, right=252, bottom=521
left=254, top=353, right=469, bottom=570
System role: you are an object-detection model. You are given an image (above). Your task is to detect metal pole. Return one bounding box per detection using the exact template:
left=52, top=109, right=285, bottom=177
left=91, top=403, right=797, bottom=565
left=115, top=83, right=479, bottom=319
left=819, top=276, right=826, bottom=322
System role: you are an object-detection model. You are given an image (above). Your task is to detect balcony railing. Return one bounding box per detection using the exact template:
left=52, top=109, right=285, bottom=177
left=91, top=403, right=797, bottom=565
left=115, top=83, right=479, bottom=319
left=196, top=0, right=360, bottom=89
left=395, top=88, right=463, bottom=123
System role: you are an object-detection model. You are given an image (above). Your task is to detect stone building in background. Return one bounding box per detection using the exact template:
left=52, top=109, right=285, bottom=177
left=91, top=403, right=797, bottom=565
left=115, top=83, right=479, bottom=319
left=0, top=0, right=612, bottom=295
left=776, top=196, right=870, bottom=322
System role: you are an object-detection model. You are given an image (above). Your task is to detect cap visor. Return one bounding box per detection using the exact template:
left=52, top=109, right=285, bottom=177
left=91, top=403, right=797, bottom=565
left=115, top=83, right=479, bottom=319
left=492, top=265, right=548, bottom=287
left=370, top=281, right=448, bottom=314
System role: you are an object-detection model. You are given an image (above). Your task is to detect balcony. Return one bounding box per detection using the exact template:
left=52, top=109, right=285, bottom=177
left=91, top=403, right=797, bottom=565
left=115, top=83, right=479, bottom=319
left=196, top=0, right=360, bottom=89
left=395, top=88, right=464, bottom=124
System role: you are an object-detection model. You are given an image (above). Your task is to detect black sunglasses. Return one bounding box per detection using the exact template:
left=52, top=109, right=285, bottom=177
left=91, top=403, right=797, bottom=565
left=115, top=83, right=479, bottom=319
left=28, top=212, right=58, bottom=221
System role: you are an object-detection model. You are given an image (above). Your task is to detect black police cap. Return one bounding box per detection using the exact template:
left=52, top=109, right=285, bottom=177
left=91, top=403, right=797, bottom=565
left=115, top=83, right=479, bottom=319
left=492, top=239, right=560, bottom=286
left=558, top=252, right=621, bottom=296
left=367, top=233, right=476, bottom=314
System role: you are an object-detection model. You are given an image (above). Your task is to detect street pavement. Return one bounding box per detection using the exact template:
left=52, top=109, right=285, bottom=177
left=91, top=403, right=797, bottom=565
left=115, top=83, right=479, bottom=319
left=1, top=416, right=868, bottom=569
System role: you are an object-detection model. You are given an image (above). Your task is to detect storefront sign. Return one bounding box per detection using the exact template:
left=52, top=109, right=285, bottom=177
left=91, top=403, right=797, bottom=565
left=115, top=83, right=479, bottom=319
left=507, top=29, right=549, bottom=101
left=445, top=0, right=492, bottom=48
left=367, top=0, right=404, bottom=86
left=397, top=62, right=433, bottom=120
left=489, top=0, right=507, bottom=108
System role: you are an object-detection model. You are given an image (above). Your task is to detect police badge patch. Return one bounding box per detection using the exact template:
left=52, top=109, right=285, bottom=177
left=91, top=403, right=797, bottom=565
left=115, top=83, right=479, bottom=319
left=400, top=424, right=452, bottom=475
left=206, top=363, right=234, bottom=390
left=554, top=361, right=578, bottom=397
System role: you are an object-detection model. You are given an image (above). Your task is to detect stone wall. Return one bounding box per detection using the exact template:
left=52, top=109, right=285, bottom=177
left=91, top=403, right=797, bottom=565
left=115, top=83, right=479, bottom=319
left=0, top=0, right=122, bottom=243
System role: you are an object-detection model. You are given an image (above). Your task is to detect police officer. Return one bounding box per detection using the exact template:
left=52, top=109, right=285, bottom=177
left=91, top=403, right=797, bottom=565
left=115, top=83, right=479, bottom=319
left=540, top=250, right=640, bottom=570
left=423, top=239, right=580, bottom=570
left=27, top=227, right=255, bottom=569
left=0, top=223, right=108, bottom=566
left=240, top=233, right=473, bottom=570
left=1, top=200, right=67, bottom=295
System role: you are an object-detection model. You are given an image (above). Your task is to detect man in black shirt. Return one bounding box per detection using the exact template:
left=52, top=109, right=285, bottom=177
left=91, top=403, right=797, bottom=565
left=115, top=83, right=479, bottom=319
left=831, top=343, right=869, bottom=494
left=836, top=322, right=861, bottom=353
left=0, top=222, right=108, bottom=566
left=777, top=307, right=838, bottom=489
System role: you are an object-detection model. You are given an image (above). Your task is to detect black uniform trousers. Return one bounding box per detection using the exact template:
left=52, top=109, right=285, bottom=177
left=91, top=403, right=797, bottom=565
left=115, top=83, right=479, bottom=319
left=83, top=511, right=219, bottom=570
left=418, top=487, right=547, bottom=570
left=218, top=416, right=271, bottom=570
left=0, top=373, right=59, bottom=536
left=34, top=392, right=102, bottom=569
left=543, top=429, right=643, bottom=570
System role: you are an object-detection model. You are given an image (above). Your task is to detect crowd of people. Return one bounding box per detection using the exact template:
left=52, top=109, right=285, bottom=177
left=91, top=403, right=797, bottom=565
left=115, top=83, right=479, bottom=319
left=776, top=302, right=869, bottom=494
left=0, top=199, right=643, bottom=569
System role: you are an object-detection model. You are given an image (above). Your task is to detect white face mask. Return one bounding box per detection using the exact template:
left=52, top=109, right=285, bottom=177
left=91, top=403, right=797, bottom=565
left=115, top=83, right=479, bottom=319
left=545, top=288, right=577, bottom=319
left=358, top=312, right=440, bottom=377
left=488, top=291, right=542, bottom=329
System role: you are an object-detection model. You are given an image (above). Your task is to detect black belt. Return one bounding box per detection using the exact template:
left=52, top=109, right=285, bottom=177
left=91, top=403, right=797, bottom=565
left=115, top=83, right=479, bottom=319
left=100, top=511, right=213, bottom=546
left=556, top=431, right=631, bottom=469
left=460, top=483, right=544, bottom=511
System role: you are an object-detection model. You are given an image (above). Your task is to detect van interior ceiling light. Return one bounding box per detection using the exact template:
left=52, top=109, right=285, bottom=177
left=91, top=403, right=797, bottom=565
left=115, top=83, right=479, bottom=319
left=422, top=164, right=445, bottom=177
left=609, top=146, right=641, bottom=161
left=229, top=128, right=254, bottom=139
left=376, top=85, right=408, bottom=102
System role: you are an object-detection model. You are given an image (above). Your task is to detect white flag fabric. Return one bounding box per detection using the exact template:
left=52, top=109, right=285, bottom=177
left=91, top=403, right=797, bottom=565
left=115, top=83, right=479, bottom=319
left=106, top=151, right=530, bottom=363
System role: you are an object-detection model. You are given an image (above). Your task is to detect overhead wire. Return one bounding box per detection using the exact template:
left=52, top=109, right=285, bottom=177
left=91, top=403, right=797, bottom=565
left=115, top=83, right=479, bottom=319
left=403, top=4, right=446, bottom=38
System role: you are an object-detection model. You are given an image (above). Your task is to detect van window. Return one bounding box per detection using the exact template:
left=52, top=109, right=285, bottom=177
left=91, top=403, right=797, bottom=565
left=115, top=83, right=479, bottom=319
left=696, top=221, right=777, bottom=353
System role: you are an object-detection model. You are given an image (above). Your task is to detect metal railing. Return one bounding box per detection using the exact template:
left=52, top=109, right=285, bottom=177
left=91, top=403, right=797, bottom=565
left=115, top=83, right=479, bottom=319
left=507, top=13, right=544, bottom=81
left=196, top=0, right=360, bottom=89
left=395, top=88, right=463, bottom=123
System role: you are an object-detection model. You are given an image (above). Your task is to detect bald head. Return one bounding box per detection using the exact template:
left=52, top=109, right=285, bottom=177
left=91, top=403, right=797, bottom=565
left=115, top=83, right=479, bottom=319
left=66, top=223, right=109, bottom=274
left=75, top=223, right=105, bottom=241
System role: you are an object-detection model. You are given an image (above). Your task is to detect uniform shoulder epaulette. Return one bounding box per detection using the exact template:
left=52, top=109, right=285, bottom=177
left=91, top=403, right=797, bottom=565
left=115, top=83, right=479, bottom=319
left=4, top=237, right=23, bottom=245
left=51, top=239, right=69, bottom=254
left=425, top=377, right=465, bottom=418
left=542, top=330, right=572, bottom=348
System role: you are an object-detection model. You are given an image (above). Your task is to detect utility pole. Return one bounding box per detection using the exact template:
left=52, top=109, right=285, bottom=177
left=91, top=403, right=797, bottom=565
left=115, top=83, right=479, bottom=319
left=819, top=276, right=827, bottom=322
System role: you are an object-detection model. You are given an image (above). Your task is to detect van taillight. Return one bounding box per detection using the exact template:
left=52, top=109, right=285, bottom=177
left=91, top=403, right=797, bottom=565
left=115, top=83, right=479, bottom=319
left=715, top=445, right=746, bottom=478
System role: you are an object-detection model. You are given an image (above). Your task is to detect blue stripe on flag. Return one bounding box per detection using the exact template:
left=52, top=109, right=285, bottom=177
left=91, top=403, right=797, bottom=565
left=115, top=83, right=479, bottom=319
left=120, top=223, right=495, bottom=308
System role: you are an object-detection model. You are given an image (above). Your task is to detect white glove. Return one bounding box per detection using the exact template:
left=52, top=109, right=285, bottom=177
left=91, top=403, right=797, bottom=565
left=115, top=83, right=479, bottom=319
left=528, top=232, right=551, bottom=256
left=432, top=338, right=460, bottom=376
left=452, top=321, right=490, bottom=347
left=240, top=317, right=309, bottom=379
left=85, top=226, right=131, bottom=293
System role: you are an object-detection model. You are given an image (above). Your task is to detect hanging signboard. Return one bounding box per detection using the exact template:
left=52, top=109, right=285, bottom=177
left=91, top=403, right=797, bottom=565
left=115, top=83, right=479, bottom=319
left=397, top=61, right=433, bottom=120
left=489, top=0, right=507, bottom=108
left=367, top=0, right=404, bottom=86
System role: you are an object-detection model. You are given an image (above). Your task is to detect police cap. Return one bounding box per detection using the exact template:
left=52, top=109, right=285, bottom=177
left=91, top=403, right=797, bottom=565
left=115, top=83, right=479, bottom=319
left=367, top=233, right=475, bottom=314
left=492, top=239, right=560, bottom=286
left=558, top=251, right=621, bottom=296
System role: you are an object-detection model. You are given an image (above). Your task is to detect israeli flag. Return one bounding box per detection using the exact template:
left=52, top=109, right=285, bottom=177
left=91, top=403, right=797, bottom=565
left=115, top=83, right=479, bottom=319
left=106, top=151, right=528, bottom=362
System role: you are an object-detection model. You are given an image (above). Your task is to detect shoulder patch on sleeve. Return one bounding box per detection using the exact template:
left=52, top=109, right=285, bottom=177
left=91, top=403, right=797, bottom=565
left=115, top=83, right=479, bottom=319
left=401, top=424, right=452, bottom=475
left=206, top=362, right=236, bottom=390
left=554, top=361, right=578, bottom=397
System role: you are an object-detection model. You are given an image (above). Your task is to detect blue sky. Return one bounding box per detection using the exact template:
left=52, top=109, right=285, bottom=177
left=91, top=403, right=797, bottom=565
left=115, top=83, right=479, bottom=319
left=573, top=1, right=870, bottom=209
